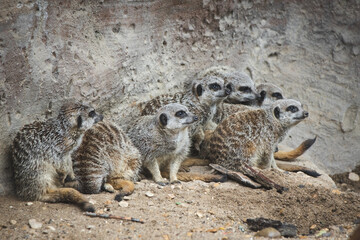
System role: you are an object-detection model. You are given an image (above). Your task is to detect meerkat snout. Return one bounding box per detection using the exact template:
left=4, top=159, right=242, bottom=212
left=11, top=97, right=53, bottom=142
left=304, top=111, right=309, bottom=118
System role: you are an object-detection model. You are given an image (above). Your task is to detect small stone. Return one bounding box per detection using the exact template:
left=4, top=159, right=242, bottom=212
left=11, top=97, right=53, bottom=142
left=255, top=227, right=281, bottom=238
left=167, top=194, right=175, bottom=199
left=145, top=191, right=154, bottom=198
left=196, top=212, right=203, bottom=218
left=118, top=201, right=129, bottom=207
left=147, top=201, right=154, bottom=206
left=349, top=172, right=359, bottom=182
left=29, top=219, right=42, bottom=229
left=10, top=220, right=17, bottom=225
left=26, top=202, right=33, bottom=206
left=310, top=224, right=317, bottom=229
left=89, top=199, right=96, bottom=205
left=211, top=183, right=220, bottom=188
left=46, top=226, right=56, bottom=231
left=123, top=196, right=132, bottom=200
left=171, top=184, right=182, bottom=190
left=86, top=225, right=95, bottom=230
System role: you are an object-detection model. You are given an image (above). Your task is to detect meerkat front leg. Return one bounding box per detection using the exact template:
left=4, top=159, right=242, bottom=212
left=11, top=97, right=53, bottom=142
left=145, top=159, right=168, bottom=185
left=168, top=156, right=185, bottom=184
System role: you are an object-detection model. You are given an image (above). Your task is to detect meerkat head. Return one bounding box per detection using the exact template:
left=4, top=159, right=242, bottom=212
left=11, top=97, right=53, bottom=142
left=224, top=72, right=259, bottom=105
left=157, top=103, right=198, bottom=131
left=257, top=83, right=285, bottom=107
left=192, top=75, right=230, bottom=106
left=58, top=102, right=103, bottom=131
left=272, top=99, right=308, bottom=127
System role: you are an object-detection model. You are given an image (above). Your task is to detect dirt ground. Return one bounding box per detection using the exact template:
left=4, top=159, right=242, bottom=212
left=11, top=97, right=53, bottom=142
left=0, top=164, right=359, bottom=240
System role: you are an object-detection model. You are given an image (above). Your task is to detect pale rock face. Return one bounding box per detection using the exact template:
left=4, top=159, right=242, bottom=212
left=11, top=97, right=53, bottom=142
left=0, top=0, right=359, bottom=194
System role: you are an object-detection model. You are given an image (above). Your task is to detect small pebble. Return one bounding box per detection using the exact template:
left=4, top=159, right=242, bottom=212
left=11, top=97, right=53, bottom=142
left=147, top=201, right=154, bottom=206
left=123, top=196, right=132, bottom=200
left=10, top=220, right=17, bottom=225
left=89, top=199, right=96, bottom=205
left=118, top=201, right=129, bottom=207
left=145, top=191, right=154, bottom=198
left=196, top=212, right=203, bottom=218
left=46, top=226, right=56, bottom=231
left=349, top=172, right=359, bottom=181
left=168, top=194, right=175, bottom=199
left=26, top=202, right=33, bottom=206
left=86, top=225, right=95, bottom=230
left=28, top=219, right=42, bottom=229
left=254, top=227, right=281, bottom=238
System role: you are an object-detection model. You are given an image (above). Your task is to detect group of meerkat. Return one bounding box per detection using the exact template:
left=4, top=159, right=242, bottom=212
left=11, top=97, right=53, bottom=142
left=11, top=66, right=318, bottom=211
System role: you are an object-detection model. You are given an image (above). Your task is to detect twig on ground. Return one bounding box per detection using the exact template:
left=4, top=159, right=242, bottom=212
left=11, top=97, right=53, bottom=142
left=84, top=212, right=145, bottom=224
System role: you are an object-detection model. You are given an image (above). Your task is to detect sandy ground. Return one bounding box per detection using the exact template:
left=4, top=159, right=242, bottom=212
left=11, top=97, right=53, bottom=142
left=0, top=163, right=359, bottom=240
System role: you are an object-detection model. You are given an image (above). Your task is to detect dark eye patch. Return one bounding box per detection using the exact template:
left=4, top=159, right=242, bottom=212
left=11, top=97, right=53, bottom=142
left=226, top=83, right=233, bottom=92
left=286, top=105, right=299, bottom=113
left=175, top=110, right=188, bottom=118
left=209, top=83, right=221, bottom=91
left=271, top=92, right=283, bottom=99
left=88, top=110, right=96, bottom=117
left=239, top=86, right=251, bottom=93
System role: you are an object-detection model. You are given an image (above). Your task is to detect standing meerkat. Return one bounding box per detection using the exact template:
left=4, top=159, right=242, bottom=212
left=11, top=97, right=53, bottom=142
left=140, top=75, right=230, bottom=152
left=12, top=102, right=103, bottom=212
left=127, top=103, right=199, bottom=185
left=71, top=120, right=142, bottom=200
left=201, top=99, right=318, bottom=191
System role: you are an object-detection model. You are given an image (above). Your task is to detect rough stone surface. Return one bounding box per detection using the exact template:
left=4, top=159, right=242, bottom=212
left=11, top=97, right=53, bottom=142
left=0, top=0, right=359, bottom=194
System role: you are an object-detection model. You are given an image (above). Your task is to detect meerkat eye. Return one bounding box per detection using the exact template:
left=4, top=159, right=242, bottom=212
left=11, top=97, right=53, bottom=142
left=209, top=83, right=221, bottom=91
left=272, top=92, right=283, bottom=99
left=239, top=86, right=251, bottom=93
left=175, top=110, right=188, bottom=118
left=88, top=110, right=96, bottom=117
left=286, top=105, right=299, bottom=113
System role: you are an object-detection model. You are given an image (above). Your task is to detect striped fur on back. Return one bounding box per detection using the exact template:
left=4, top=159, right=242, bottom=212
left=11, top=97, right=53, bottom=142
left=72, top=121, right=142, bottom=194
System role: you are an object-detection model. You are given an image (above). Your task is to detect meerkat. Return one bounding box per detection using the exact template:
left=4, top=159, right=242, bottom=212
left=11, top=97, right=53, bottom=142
left=12, top=102, right=103, bottom=212
left=126, top=103, right=203, bottom=185
left=70, top=120, right=142, bottom=200
left=201, top=99, right=319, bottom=191
left=212, top=81, right=315, bottom=161
left=140, top=75, right=230, bottom=152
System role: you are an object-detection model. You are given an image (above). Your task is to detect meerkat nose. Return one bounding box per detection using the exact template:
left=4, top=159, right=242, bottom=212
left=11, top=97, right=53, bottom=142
left=304, top=111, right=309, bottom=118
left=193, top=116, right=199, bottom=121
left=225, top=88, right=231, bottom=95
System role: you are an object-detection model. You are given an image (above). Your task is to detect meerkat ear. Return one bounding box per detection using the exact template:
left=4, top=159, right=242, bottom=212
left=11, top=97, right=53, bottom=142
left=77, top=115, right=83, bottom=128
left=159, top=113, right=168, bottom=126
left=274, top=107, right=280, bottom=119
left=196, top=84, right=203, bottom=97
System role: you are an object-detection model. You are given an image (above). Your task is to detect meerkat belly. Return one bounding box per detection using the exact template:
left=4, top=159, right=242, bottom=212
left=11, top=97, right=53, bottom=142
left=174, top=130, right=190, bottom=155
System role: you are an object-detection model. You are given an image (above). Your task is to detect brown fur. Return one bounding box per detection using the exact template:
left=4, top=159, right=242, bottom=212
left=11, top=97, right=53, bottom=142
left=71, top=121, right=142, bottom=197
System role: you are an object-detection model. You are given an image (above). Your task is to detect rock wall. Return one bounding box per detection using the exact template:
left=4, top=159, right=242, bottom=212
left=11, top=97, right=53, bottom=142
left=0, top=0, right=359, bottom=195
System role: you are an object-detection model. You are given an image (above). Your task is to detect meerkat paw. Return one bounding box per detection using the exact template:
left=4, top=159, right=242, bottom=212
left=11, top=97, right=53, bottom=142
left=103, top=183, right=115, bottom=193
left=170, top=180, right=182, bottom=184
left=155, top=178, right=169, bottom=186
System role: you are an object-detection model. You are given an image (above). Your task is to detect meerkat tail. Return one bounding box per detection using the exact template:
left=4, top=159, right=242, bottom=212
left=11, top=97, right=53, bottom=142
left=108, top=179, right=135, bottom=201
left=209, top=164, right=261, bottom=188
left=274, top=137, right=317, bottom=161
left=181, top=158, right=210, bottom=167
left=161, top=171, right=227, bottom=182
left=276, top=162, right=321, bottom=177
left=40, top=188, right=95, bottom=212
left=238, top=163, right=287, bottom=193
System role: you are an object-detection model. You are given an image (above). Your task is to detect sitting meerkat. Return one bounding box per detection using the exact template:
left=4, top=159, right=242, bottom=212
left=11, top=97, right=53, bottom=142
left=127, top=103, right=199, bottom=185
left=12, top=102, right=103, bottom=212
left=140, top=75, right=230, bottom=152
left=201, top=99, right=316, bottom=191
left=212, top=80, right=316, bottom=162
left=71, top=120, right=142, bottom=200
